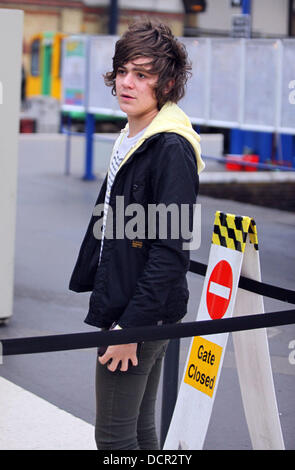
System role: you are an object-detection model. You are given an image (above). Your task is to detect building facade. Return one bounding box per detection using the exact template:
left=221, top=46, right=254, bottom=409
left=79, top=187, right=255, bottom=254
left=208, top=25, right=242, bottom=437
left=0, top=0, right=294, bottom=73
left=0, top=0, right=186, bottom=72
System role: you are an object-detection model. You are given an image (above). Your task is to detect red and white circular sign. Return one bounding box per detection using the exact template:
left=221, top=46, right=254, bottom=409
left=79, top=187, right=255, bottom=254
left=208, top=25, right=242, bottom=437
left=206, top=260, right=233, bottom=320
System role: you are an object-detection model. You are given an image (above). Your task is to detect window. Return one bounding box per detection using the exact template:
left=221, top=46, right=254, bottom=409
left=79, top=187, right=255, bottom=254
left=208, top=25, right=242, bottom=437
left=31, top=39, right=40, bottom=77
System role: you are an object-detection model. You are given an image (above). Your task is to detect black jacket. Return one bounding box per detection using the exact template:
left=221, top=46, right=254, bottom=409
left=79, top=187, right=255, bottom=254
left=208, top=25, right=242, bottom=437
left=69, top=130, right=200, bottom=329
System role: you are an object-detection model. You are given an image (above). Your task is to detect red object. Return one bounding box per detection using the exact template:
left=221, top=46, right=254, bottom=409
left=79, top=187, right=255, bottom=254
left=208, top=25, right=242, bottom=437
left=206, top=260, right=233, bottom=320
left=20, top=118, right=36, bottom=133
left=226, top=155, right=243, bottom=171
left=242, top=154, right=259, bottom=172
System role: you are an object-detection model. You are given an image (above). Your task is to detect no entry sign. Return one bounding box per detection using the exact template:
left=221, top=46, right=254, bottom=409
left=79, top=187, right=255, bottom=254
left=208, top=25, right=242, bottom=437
left=206, top=260, right=233, bottom=320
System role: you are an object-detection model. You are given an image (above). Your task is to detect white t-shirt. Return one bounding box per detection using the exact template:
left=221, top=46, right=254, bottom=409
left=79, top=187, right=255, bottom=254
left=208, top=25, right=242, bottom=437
left=99, top=127, right=147, bottom=261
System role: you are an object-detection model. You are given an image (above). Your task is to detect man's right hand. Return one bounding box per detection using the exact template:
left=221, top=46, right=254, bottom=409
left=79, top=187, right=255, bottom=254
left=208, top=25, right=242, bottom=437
left=98, top=343, right=138, bottom=372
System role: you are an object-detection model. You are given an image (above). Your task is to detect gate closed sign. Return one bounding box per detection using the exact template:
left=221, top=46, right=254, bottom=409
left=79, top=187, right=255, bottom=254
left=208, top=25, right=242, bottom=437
left=184, top=336, right=223, bottom=398
left=164, top=212, right=284, bottom=450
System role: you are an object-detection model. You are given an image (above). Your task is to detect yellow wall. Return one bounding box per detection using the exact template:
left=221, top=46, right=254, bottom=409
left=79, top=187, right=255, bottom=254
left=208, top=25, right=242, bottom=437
left=60, top=8, right=83, bottom=34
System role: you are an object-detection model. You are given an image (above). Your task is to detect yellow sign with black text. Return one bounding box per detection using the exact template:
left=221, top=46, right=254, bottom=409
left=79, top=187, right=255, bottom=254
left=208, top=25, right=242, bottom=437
left=184, top=337, right=223, bottom=398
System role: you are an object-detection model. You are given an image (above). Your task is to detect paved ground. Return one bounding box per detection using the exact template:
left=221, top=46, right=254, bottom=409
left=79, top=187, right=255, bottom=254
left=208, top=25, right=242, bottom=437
left=0, top=134, right=294, bottom=450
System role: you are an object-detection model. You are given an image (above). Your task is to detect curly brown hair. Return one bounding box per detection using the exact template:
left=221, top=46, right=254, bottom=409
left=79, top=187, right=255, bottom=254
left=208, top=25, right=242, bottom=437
left=104, top=19, right=192, bottom=109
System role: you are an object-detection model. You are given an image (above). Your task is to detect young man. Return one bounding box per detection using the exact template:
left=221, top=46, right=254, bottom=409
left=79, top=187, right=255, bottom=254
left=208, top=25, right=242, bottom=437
left=69, top=20, right=204, bottom=450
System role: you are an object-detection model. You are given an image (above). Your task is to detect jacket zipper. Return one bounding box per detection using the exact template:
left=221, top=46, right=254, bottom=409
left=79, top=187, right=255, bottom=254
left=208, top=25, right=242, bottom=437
left=107, top=133, right=160, bottom=198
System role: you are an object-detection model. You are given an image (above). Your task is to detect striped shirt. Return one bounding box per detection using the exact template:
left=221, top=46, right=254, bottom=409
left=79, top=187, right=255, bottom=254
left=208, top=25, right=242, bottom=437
left=99, top=127, right=147, bottom=262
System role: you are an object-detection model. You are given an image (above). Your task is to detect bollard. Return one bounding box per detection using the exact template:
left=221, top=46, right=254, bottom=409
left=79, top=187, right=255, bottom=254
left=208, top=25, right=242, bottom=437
left=84, top=112, right=96, bottom=181
left=65, top=114, right=72, bottom=176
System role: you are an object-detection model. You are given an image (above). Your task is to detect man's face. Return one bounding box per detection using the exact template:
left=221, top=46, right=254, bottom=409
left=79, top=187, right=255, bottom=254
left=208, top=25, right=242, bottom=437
left=115, top=57, right=159, bottom=120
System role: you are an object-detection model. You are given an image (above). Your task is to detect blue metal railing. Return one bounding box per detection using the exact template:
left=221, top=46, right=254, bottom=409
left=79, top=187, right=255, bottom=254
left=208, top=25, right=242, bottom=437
left=61, top=126, right=295, bottom=178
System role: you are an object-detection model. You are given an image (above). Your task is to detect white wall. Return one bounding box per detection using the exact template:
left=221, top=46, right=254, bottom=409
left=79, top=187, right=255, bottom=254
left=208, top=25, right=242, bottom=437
left=197, top=0, right=235, bottom=31
left=83, top=0, right=185, bottom=13
left=82, top=0, right=289, bottom=36
left=0, top=9, right=23, bottom=321
left=120, top=0, right=184, bottom=12
left=252, top=0, right=289, bottom=36
left=197, top=0, right=289, bottom=36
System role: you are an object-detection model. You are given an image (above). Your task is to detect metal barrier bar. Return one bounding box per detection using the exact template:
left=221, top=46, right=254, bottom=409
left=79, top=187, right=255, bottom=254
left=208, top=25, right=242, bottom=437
left=60, top=127, right=295, bottom=174
left=204, top=154, right=295, bottom=172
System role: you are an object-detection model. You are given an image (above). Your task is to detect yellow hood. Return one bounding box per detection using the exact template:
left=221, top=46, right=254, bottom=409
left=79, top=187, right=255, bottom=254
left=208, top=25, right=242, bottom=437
left=119, top=102, right=205, bottom=174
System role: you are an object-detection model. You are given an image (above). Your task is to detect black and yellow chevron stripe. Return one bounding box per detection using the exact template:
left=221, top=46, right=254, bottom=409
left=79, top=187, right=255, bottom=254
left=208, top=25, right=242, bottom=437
left=212, top=211, right=258, bottom=252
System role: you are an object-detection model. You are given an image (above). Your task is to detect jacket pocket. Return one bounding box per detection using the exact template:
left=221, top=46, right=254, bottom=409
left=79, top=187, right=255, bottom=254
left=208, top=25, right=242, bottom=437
left=132, top=182, right=147, bottom=204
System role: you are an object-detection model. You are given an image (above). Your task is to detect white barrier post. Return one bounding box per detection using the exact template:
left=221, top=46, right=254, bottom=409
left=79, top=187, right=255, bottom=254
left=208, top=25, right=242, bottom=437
left=232, top=236, right=285, bottom=449
left=164, top=211, right=284, bottom=450
left=0, top=9, right=23, bottom=323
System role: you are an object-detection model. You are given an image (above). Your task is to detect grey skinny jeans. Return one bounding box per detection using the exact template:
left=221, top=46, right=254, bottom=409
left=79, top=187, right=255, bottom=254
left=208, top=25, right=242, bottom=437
left=95, top=338, right=169, bottom=450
